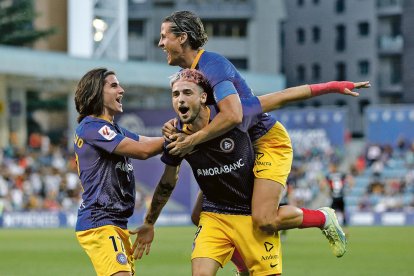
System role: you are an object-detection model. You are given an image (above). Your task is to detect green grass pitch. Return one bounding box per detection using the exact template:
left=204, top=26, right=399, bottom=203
left=0, top=226, right=413, bottom=275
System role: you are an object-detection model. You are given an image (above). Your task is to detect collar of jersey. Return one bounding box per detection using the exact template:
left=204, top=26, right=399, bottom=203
left=92, top=115, right=114, bottom=124
left=190, top=49, right=205, bottom=69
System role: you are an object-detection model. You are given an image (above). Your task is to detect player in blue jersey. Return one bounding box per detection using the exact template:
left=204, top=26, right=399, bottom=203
left=157, top=11, right=356, bottom=268
left=129, top=69, right=369, bottom=275
left=73, top=68, right=164, bottom=276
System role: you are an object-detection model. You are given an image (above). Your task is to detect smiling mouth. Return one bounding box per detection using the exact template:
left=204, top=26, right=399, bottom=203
left=163, top=49, right=171, bottom=59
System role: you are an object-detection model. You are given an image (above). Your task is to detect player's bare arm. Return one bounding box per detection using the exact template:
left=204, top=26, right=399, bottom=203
left=167, top=94, right=242, bottom=157
left=114, top=136, right=164, bottom=159
left=130, top=165, right=180, bottom=260
left=259, top=81, right=371, bottom=113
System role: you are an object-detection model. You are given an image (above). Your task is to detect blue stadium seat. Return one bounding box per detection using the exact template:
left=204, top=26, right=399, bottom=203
left=381, top=167, right=408, bottom=179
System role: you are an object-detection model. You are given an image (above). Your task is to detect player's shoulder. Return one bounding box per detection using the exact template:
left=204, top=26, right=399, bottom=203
left=201, top=51, right=232, bottom=67
left=76, top=116, right=113, bottom=139
left=200, top=51, right=235, bottom=81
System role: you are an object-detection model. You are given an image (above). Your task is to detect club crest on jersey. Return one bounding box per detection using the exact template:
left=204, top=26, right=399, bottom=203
left=116, top=252, right=128, bottom=265
left=98, top=125, right=116, bottom=140
left=220, top=138, right=234, bottom=153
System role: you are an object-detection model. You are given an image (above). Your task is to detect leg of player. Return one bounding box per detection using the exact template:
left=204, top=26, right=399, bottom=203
left=191, top=192, right=249, bottom=274
left=251, top=178, right=347, bottom=258
left=192, top=257, right=221, bottom=276
left=251, top=179, right=303, bottom=234
left=252, top=121, right=347, bottom=258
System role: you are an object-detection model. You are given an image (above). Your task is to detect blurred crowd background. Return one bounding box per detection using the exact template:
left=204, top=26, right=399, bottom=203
left=2, top=137, right=414, bottom=215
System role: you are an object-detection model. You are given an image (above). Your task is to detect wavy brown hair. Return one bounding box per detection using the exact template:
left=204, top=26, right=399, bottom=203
left=163, top=11, right=208, bottom=50
left=74, top=68, right=115, bottom=123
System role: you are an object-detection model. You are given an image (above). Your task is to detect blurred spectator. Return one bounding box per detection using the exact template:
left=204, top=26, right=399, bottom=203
left=366, top=143, right=382, bottom=167
left=0, top=143, right=82, bottom=212
left=28, top=132, right=42, bottom=150
left=349, top=154, right=366, bottom=176
left=404, top=141, right=414, bottom=169
left=395, top=136, right=410, bottom=159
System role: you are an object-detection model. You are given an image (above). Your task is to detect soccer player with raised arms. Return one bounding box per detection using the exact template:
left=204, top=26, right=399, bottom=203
left=157, top=11, right=360, bottom=272
left=73, top=68, right=163, bottom=276
left=130, top=69, right=369, bottom=275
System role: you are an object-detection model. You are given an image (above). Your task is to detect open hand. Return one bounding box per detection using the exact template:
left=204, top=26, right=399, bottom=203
left=129, top=223, right=155, bottom=260
left=344, top=81, right=371, bottom=97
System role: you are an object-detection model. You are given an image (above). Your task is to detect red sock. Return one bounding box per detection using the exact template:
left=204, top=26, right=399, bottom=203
left=231, top=248, right=248, bottom=272
left=299, top=208, right=326, bottom=228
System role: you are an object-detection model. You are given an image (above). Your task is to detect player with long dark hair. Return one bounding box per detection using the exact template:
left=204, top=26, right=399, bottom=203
left=74, top=68, right=163, bottom=276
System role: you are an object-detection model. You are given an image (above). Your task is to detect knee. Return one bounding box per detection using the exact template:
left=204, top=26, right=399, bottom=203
left=192, top=271, right=210, bottom=276
left=192, top=266, right=214, bottom=276
left=252, top=212, right=280, bottom=234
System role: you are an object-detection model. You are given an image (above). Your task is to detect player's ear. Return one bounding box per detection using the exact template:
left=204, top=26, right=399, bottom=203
left=200, top=92, right=207, bottom=104
left=179, top=32, right=188, bottom=45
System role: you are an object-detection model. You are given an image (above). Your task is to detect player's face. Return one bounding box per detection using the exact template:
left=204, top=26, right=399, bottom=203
left=159, top=22, right=185, bottom=66
left=171, top=80, right=206, bottom=124
left=102, top=74, right=124, bottom=117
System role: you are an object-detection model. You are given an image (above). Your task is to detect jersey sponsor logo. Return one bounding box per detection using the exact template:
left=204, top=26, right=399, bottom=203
left=196, top=158, right=245, bottom=177
left=115, top=161, right=133, bottom=173
left=116, top=252, right=128, bottom=265
left=262, top=242, right=279, bottom=267
left=220, top=138, right=234, bottom=153
left=256, top=152, right=265, bottom=160
left=98, top=125, right=117, bottom=140
left=255, top=160, right=272, bottom=166
left=264, top=241, right=274, bottom=252
left=261, top=254, right=278, bottom=261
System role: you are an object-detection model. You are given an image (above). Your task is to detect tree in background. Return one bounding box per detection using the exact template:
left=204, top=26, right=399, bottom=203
left=0, top=0, right=54, bottom=46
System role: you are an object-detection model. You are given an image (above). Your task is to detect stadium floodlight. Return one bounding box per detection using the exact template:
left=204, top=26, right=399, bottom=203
left=92, top=18, right=108, bottom=32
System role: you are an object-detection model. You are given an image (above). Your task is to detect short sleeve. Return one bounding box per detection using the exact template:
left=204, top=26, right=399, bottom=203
left=213, top=81, right=238, bottom=103
left=82, top=122, right=126, bottom=153
left=202, top=57, right=238, bottom=103
left=238, top=97, right=262, bottom=132
left=121, top=127, right=140, bottom=141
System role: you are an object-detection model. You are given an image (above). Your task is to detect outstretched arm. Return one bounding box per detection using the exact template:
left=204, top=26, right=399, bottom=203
left=114, top=136, right=164, bottom=160
left=258, top=81, right=370, bottom=113
left=129, top=165, right=180, bottom=259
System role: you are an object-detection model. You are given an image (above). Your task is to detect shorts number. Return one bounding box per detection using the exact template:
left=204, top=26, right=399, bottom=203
left=109, top=236, right=125, bottom=252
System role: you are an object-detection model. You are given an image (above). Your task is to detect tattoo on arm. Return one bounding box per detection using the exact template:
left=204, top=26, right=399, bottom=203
left=144, top=181, right=175, bottom=225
